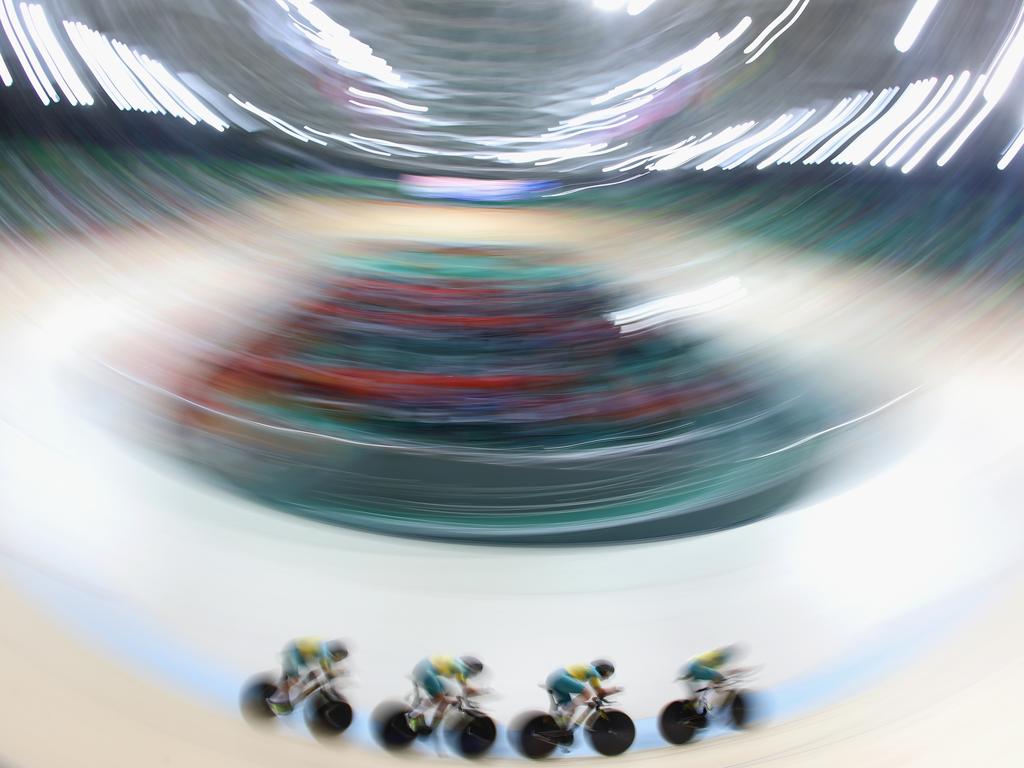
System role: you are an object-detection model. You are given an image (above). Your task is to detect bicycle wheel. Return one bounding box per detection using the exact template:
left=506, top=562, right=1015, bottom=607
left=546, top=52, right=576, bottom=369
left=586, top=709, right=635, bottom=756
left=305, top=691, right=353, bottom=738
left=456, top=715, right=497, bottom=758
left=516, top=712, right=560, bottom=760
left=658, top=699, right=700, bottom=745
left=239, top=675, right=282, bottom=723
left=373, top=702, right=417, bottom=749
left=728, top=690, right=752, bottom=729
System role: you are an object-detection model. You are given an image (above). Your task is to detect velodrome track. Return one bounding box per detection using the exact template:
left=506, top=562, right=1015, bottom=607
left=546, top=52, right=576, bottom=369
left=2, top=199, right=1022, bottom=766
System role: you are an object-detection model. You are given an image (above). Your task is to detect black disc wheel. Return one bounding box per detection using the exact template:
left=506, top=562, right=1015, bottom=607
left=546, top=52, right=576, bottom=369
left=373, top=702, right=417, bottom=749
left=586, top=709, right=635, bottom=756
left=240, top=676, right=282, bottom=723
left=305, top=692, right=353, bottom=739
left=729, top=690, right=752, bottom=729
left=455, top=715, right=497, bottom=758
left=658, top=699, right=701, bottom=745
left=516, top=713, right=561, bottom=760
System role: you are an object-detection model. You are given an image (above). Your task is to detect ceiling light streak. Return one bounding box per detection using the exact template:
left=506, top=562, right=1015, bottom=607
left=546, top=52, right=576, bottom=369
left=626, top=0, right=658, bottom=14
left=140, top=57, right=228, bottom=131
left=720, top=110, right=817, bottom=169
left=64, top=22, right=128, bottom=109
left=756, top=98, right=854, bottom=168
left=651, top=122, right=758, bottom=170
left=746, top=0, right=810, bottom=64
left=805, top=87, right=899, bottom=164
left=871, top=74, right=952, bottom=165
left=229, top=94, right=327, bottom=143
left=997, top=122, right=1024, bottom=169
left=543, top=172, right=648, bottom=196
left=744, top=0, right=803, bottom=53
left=777, top=93, right=871, bottom=164
left=592, top=17, right=751, bottom=105
left=21, top=4, right=90, bottom=104
left=885, top=70, right=970, bottom=167
left=894, top=0, right=942, bottom=52
left=697, top=114, right=795, bottom=170
left=347, top=86, right=426, bottom=112
left=834, top=78, right=934, bottom=164
left=1, top=0, right=53, bottom=103
left=901, top=74, right=985, bottom=172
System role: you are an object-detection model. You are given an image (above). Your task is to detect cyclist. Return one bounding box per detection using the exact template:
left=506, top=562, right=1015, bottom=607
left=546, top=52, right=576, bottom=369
left=545, top=659, right=619, bottom=727
left=682, top=644, right=743, bottom=711
left=408, top=655, right=485, bottom=733
left=268, top=637, right=348, bottom=713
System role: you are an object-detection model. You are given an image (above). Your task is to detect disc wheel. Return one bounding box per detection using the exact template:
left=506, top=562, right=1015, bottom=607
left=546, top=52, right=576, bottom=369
left=455, top=715, right=497, bottom=758
left=373, top=702, right=417, bottom=749
left=516, top=713, right=561, bottom=760
left=729, top=690, right=752, bottom=729
left=586, top=709, right=635, bottom=756
left=239, top=675, right=282, bottom=723
left=658, top=699, right=700, bottom=745
left=305, top=692, right=353, bottom=739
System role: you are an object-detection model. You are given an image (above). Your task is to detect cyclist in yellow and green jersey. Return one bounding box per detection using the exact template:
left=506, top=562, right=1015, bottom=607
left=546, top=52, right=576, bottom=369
left=408, top=655, right=485, bottom=733
left=545, top=659, right=618, bottom=726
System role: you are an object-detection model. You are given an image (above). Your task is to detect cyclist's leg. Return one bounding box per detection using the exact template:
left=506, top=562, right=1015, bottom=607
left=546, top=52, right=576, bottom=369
left=548, top=672, right=586, bottom=727
left=687, top=662, right=724, bottom=712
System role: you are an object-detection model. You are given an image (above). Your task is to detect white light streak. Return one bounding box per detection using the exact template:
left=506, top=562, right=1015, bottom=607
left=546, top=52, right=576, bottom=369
left=21, top=4, right=90, bottom=105
left=593, top=17, right=751, bottom=105
left=282, top=0, right=403, bottom=87
left=1, top=0, right=54, bottom=103
left=775, top=93, right=871, bottom=165
left=894, top=0, right=941, bottom=52
left=744, top=0, right=802, bottom=53
left=609, top=277, right=747, bottom=332
left=696, top=114, right=795, bottom=170
left=902, top=74, right=985, bottom=173
left=229, top=94, right=327, bottom=143
left=140, top=57, right=228, bottom=131
left=834, top=78, right=934, bottom=165
left=347, top=86, right=427, bottom=112
left=544, top=172, right=648, bottom=197
left=805, top=87, right=899, bottom=164
left=885, top=71, right=970, bottom=167
left=871, top=74, right=952, bottom=165
left=721, top=109, right=817, bottom=169
left=651, top=122, right=758, bottom=170
left=997, top=123, right=1024, bottom=169
left=746, top=0, right=810, bottom=64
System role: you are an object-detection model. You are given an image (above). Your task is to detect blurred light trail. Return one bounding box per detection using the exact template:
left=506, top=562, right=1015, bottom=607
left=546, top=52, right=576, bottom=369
left=65, top=22, right=161, bottom=112
left=1, top=0, right=55, bottom=103
left=696, top=113, right=795, bottom=170
left=744, top=0, right=804, bottom=54
left=776, top=94, right=871, bottom=165
left=940, top=2, right=1024, bottom=166
left=650, top=122, right=757, bottom=170
left=607, top=277, right=747, bottom=332
left=21, top=4, right=91, bottom=106
left=746, top=0, right=810, bottom=64
left=753, top=389, right=919, bottom=459
left=894, top=0, right=942, bottom=53
left=0, top=43, right=9, bottom=86
left=885, top=71, right=970, bottom=168
left=592, top=17, right=751, bottom=105
left=228, top=94, right=327, bottom=143
left=805, top=88, right=899, bottom=164
left=347, top=86, right=427, bottom=112
left=902, top=75, right=986, bottom=173
left=834, top=78, right=935, bottom=165
left=996, top=123, right=1024, bottom=169
left=543, top=171, right=647, bottom=196
left=280, top=0, right=403, bottom=87
left=871, top=74, right=952, bottom=165
left=719, top=110, right=817, bottom=169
